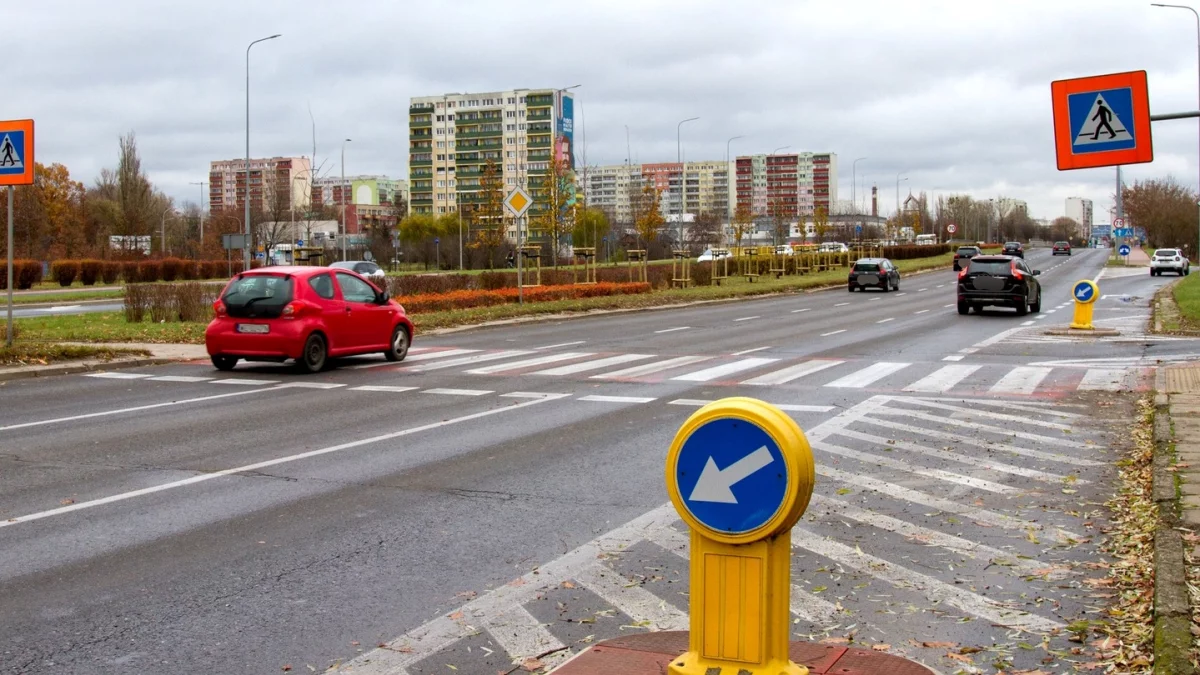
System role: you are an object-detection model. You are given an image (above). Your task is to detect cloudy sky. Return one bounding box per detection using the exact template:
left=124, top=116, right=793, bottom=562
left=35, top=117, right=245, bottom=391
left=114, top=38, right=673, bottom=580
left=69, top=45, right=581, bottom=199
left=10, top=0, right=1200, bottom=221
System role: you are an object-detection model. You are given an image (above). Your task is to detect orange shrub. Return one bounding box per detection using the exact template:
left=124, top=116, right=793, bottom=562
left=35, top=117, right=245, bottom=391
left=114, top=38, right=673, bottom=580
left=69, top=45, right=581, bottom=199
left=397, top=282, right=651, bottom=313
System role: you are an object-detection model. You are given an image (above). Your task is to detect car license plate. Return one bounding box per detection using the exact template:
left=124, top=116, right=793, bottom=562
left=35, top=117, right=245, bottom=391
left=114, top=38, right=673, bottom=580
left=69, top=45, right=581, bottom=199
left=974, top=277, right=1006, bottom=291
left=236, top=323, right=269, bottom=334
left=858, top=274, right=879, bottom=285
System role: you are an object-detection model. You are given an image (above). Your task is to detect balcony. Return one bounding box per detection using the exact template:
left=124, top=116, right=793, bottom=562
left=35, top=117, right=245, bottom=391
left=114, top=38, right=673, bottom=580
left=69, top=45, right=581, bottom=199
left=409, top=116, right=432, bottom=128
left=527, top=151, right=552, bottom=162
left=410, top=103, right=434, bottom=112
left=527, top=122, right=553, bottom=134
left=456, top=154, right=485, bottom=165
left=456, top=128, right=503, bottom=139
left=459, top=140, right=502, bottom=151
left=527, top=110, right=552, bottom=121
left=527, top=137, right=551, bottom=149
left=526, top=94, right=553, bottom=106
left=411, top=158, right=432, bottom=167
left=410, top=132, right=433, bottom=140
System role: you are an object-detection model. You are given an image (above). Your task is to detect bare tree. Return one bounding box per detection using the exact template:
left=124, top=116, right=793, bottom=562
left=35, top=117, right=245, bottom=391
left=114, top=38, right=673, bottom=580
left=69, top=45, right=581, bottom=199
left=1123, top=177, right=1198, bottom=250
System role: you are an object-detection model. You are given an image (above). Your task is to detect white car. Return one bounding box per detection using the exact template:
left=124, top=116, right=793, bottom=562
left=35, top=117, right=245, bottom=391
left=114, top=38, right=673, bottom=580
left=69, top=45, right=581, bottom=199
left=1151, top=248, right=1190, bottom=276
left=774, top=245, right=794, bottom=256
left=696, top=248, right=732, bottom=262
left=819, top=242, right=849, bottom=253
left=330, top=260, right=387, bottom=284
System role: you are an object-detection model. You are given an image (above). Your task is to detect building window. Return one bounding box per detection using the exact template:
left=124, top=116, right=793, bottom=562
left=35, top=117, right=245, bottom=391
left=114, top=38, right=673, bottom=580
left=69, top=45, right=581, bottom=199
left=506, top=124, right=516, bottom=131
left=507, top=97, right=515, bottom=104
left=506, top=111, right=515, bottom=118
left=506, top=138, right=515, bottom=145
left=519, top=96, right=526, bottom=103
left=437, top=154, right=445, bottom=161
left=507, top=163, right=516, bottom=171
left=437, top=180, right=446, bottom=187
left=518, top=123, right=526, bottom=130
left=447, top=101, right=454, bottom=108
left=519, top=110, right=526, bottom=119
left=448, top=180, right=456, bottom=187
left=506, top=151, right=515, bottom=158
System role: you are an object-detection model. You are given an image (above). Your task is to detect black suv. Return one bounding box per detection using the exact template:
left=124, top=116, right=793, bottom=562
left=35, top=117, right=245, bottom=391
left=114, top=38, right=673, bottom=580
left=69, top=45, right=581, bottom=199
left=1002, top=241, right=1025, bottom=258
left=957, top=255, right=1042, bottom=316
left=848, top=258, right=901, bottom=292
left=953, top=245, right=981, bottom=271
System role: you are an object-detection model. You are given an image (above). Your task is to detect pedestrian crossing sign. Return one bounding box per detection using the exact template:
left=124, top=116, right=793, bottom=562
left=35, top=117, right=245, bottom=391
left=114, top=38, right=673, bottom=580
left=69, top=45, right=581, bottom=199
left=0, top=119, right=34, bottom=186
left=1052, top=71, right=1152, bottom=171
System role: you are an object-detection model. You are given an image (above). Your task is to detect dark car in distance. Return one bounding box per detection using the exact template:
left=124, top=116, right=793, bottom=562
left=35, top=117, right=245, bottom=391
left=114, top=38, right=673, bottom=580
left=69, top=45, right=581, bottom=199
left=1002, top=241, right=1025, bottom=258
left=953, top=245, right=981, bottom=271
left=1052, top=241, right=1071, bottom=256
left=957, top=255, right=1042, bottom=316
left=848, top=258, right=900, bottom=292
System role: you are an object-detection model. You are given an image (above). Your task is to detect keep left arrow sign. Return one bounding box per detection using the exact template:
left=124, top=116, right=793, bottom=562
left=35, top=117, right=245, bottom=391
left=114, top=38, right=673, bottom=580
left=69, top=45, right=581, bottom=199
left=688, top=446, right=774, bottom=504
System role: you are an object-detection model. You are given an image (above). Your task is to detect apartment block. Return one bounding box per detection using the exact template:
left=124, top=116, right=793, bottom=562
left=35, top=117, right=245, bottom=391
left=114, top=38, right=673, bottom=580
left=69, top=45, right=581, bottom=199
left=581, top=161, right=731, bottom=224
left=734, top=152, right=838, bottom=219
left=209, top=156, right=311, bottom=214
left=312, top=175, right=408, bottom=208
left=408, top=88, right=575, bottom=225
left=1065, top=197, right=1093, bottom=237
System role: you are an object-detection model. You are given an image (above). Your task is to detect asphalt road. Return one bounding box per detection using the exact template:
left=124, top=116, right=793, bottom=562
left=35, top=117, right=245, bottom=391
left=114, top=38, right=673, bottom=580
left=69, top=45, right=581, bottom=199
left=7, top=301, right=123, bottom=319
left=2, top=247, right=1195, bottom=674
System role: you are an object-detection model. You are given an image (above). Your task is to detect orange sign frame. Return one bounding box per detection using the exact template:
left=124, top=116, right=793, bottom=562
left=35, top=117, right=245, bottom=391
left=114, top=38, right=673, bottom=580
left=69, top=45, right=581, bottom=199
left=0, top=119, right=34, bottom=186
left=1052, top=71, right=1152, bottom=170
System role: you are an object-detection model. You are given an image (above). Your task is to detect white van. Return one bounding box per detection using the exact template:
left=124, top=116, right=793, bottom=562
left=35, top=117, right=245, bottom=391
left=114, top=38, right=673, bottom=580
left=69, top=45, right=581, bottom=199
left=819, top=242, right=848, bottom=253
left=915, top=234, right=937, bottom=246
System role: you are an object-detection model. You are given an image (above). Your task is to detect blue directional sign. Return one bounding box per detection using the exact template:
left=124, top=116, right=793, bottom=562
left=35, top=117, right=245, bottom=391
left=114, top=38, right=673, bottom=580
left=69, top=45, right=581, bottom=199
left=1114, top=228, right=1134, bottom=237
left=672, top=416, right=788, bottom=534
left=1073, top=280, right=1096, bottom=303
left=1119, top=244, right=1131, bottom=256
left=855, top=225, right=863, bottom=235
left=434, top=237, right=440, bottom=245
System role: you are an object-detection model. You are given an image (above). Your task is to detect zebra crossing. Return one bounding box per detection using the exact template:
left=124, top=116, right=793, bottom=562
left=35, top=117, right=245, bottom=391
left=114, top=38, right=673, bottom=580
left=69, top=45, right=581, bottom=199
left=337, top=395, right=1114, bottom=675
left=87, top=345, right=1152, bottom=397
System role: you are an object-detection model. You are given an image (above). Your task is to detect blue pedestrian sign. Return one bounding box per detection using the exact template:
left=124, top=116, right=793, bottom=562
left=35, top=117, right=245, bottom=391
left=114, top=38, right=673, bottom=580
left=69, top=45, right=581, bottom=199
left=672, top=416, right=789, bottom=534
left=1119, top=244, right=1131, bottom=256
left=855, top=225, right=863, bottom=235
left=0, top=131, right=26, bottom=177
left=1069, top=88, right=1136, bottom=154
left=1073, top=280, right=1096, bottom=303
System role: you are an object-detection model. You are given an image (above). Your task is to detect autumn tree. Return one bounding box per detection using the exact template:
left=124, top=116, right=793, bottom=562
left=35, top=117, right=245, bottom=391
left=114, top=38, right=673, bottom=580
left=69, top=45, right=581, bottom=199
left=468, top=159, right=509, bottom=268
left=634, top=184, right=666, bottom=253
left=1050, top=216, right=1080, bottom=242
left=572, top=206, right=611, bottom=248
left=531, top=156, right=573, bottom=266
left=812, top=206, right=830, bottom=243
left=689, top=211, right=722, bottom=249
left=1123, top=177, right=1198, bottom=249
left=768, top=196, right=789, bottom=246
left=399, top=213, right=437, bottom=269
left=731, top=203, right=755, bottom=250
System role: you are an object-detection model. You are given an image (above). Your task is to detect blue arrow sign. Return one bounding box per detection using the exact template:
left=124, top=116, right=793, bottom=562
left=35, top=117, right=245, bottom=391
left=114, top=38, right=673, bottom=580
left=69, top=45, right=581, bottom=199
left=1119, top=244, right=1131, bottom=256
left=855, top=225, right=863, bottom=235
left=434, top=237, right=440, bottom=245
left=1073, top=281, right=1096, bottom=303
left=673, top=417, right=788, bottom=534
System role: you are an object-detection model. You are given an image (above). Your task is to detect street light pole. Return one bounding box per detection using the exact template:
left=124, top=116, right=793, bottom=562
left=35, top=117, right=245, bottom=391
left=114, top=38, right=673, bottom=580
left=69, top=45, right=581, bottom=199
left=895, top=172, right=908, bottom=215
left=160, top=205, right=172, bottom=255
left=1152, top=3, right=1200, bottom=262
left=676, top=116, right=699, bottom=249
left=341, top=138, right=351, bottom=260
left=851, top=157, right=867, bottom=214
left=725, top=135, right=743, bottom=233
left=245, top=33, right=281, bottom=270
left=189, top=181, right=206, bottom=245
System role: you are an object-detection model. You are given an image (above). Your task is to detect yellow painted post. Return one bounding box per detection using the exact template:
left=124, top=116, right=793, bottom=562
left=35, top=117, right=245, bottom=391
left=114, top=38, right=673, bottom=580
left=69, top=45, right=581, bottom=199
left=665, top=398, right=814, bottom=675
left=1069, top=279, right=1099, bottom=329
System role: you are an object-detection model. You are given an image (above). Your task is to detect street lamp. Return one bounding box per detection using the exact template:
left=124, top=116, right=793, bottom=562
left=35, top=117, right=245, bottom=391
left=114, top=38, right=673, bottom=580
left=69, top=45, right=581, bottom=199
left=725, top=135, right=743, bottom=234
left=245, top=33, right=281, bottom=270
left=895, top=172, right=908, bottom=215
left=189, top=181, right=206, bottom=244
left=851, top=157, right=867, bottom=215
left=1151, top=3, right=1200, bottom=261
left=160, top=205, right=173, bottom=255
left=676, top=116, right=699, bottom=248
left=772, top=145, right=790, bottom=155
left=341, top=138, right=351, bottom=260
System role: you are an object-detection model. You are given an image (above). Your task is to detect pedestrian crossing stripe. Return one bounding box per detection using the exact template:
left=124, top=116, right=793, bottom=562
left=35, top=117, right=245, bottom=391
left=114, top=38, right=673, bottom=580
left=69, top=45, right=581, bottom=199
left=1069, top=88, right=1136, bottom=153
left=0, top=131, right=24, bottom=173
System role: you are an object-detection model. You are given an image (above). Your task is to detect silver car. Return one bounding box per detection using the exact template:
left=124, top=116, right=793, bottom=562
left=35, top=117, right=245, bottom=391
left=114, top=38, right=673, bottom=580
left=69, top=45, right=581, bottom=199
left=330, top=260, right=386, bottom=284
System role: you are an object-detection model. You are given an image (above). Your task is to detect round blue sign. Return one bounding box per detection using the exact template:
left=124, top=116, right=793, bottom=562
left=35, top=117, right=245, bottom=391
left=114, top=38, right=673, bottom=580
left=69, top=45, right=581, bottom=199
left=434, top=237, right=440, bottom=245
left=1119, top=244, right=1131, bottom=256
left=1073, top=280, right=1096, bottom=302
left=673, top=417, right=788, bottom=534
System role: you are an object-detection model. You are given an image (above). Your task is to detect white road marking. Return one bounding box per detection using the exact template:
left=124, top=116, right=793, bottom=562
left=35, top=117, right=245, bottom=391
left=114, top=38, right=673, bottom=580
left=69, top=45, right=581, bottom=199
left=667, top=399, right=833, bottom=413
left=943, top=304, right=955, bottom=308
left=895, top=292, right=907, bottom=296
left=535, top=341, right=587, bottom=350
left=654, top=326, right=690, bottom=334
left=578, top=395, right=657, bottom=404
left=466, top=352, right=592, bottom=375
left=422, top=388, right=493, bottom=396
left=834, top=302, right=850, bottom=307
left=350, top=385, right=419, bottom=393
left=573, top=562, right=688, bottom=630
left=731, top=346, right=772, bottom=356
left=0, top=387, right=281, bottom=433
left=914, top=309, right=930, bottom=314
left=871, top=406, right=1088, bottom=448
left=918, top=288, right=928, bottom=292
left=38, top=305, right=83, bottom=312
left=937, top=284, right=946, bottom=288
left=347, top=348, right=474, bottom=369
left=147, top=376, right=213, bottom=383
left=0, top=393, right=569, bottom=529
left=1021, top=320, right=1035, bottom=326
left=500, top=392, right=564, bottom=399
left=900, top=397, right=1072, bottom=430
left=821, top=329, right=847, bottom=336
left=942, top=355, right=964, bottom=361
left=531, top=353, right=653, bottom=376
left=84, top=372, right=151, bottom=380
left=813, top=440, right=1019, bottom=494
left=741, top=359, right=844, bottom=386
left=1078, top=368, right=1128, bottom=391
left=211, top=378, right=279, bottom=386
left=793, top=528, right=1064, bottom=632
left=791, top=308, right=811, bottom=314
left=902, top=364, right=980, bottom=393
left=591, top=355, right=711, bottom=380
left=484, top=605, right=569, bottom=667
left=988, top=366, right=1053, bottom=395
left=825, top=362, right=910, bottom=388
left=403, top=350, right=534, bottom=372
left=276, top=382, right=346, bottom=390
left=671, top=357, right=779, bottom=382
left=1046, top=309, right=1057, bottom=314
left=876, top=318, right=894, bottom=324
left=870, top=297, right=882, bottom=302
left=733, top=316, right=760, bottom=322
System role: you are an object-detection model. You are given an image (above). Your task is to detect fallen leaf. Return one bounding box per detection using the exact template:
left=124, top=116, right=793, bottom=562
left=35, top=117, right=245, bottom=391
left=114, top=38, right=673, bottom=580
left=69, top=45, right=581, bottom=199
left=60, top=498, right=74, bottom=505
left=448, top=611, right=464, bottom=620
left=872, top=644, right=890, bottom=651
left=561, top=581, right=576, bottom=589
left=921, top=641, right=957, bottom=648
left=281, top=667, right=292, bottom=672
left=520, top=657, right=544, bottom=671
left=946, top=653, right=974, bottom=664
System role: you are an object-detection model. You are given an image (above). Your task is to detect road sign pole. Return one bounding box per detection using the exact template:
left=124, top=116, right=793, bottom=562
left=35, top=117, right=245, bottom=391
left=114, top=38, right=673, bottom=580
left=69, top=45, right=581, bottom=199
left=517, top=215, right=523, bottom=305
left=6, top=186, right=13, bottom=348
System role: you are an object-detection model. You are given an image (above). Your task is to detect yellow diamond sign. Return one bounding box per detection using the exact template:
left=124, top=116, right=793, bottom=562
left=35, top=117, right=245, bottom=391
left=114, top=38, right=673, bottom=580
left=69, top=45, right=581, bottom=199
left=504, top=187, right=532, bottom=217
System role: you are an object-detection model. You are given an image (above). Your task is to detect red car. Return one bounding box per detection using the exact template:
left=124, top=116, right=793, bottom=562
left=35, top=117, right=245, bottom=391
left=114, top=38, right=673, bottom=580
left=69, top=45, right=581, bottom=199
left=205, top=266, right=414, bottom=373
left=1052, top=241, right=1072, bottom=256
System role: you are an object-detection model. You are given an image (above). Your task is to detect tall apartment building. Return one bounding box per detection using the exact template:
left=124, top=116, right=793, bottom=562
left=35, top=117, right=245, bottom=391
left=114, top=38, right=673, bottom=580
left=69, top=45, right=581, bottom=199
left=312, top=176, right=408, bottom=208
left=581, top=161, right=731, bottom=225
left=733, top=152, right=837, bottom=220
left=1065, top=197, right=1094, bottom=237
left=408, top=89, right=575, bottom=224
left=209, top=156, right=311, bottom=214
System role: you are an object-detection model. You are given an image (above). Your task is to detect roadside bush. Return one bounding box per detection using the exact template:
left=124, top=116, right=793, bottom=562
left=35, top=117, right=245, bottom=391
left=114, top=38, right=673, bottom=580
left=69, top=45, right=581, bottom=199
left=9, top=260, right=43, bottom=290
left=0, top=320, right=17, bottom=342
left=124, top=283, right=149, bottom=322
left=160, top=257, right=185, bottom=282
left=176, top=283, right=217, bottom=322
left=79, top=259, right=103, bottom=286
left=397, top=282, right=651, bottom=313
left=177, top=259, right=198, bottom=281
left=137, top=260, right=162, bottom=283
left=691, top=261, right=713, bottom=286
left=120, top=261, right=140, bottom=283
left=881, top=244, right=951, bottom=260
left=51, top=260, right=80, bottom=287
left=147, top=284, right=176, bottom=323
left=388, top=273, right=476, bottom=297
left=101, top=261, right=121, bottom=284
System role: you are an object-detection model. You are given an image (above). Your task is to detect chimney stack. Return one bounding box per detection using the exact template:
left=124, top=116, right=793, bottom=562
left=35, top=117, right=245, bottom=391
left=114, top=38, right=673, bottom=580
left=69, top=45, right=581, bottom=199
left=871, top=186, right=878, bottom=218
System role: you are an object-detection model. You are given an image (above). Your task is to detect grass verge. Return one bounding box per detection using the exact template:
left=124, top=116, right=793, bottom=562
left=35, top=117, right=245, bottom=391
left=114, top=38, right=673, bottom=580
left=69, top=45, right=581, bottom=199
left=7, top=289, right=124, bottom=305
left=1174, top=273, right=1200, bottom=330
left=12, top=253, right=954, bottom=344
left=0, top=343, right=150, bottom=367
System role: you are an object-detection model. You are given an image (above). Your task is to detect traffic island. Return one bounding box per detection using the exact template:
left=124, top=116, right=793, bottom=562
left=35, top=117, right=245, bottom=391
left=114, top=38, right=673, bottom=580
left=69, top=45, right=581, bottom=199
left=550, top=632, right=936, bottom=675
left=1043, top=326, right=1121, bottom=337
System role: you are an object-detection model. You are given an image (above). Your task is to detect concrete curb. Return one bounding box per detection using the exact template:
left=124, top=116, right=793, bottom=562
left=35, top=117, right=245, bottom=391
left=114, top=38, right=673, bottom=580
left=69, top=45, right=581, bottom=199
left=1152, top=387, right=1196, bottom=675
left=9, top=298, right=122, bottom=310
left=0, top=357, right=173, bottom=383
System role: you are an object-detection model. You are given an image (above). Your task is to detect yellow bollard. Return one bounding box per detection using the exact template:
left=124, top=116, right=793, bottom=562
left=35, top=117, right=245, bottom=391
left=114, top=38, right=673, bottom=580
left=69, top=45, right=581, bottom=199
left=665, top=398, right=815, bottom=675
left=1070, top=279, right=1099, bottom=330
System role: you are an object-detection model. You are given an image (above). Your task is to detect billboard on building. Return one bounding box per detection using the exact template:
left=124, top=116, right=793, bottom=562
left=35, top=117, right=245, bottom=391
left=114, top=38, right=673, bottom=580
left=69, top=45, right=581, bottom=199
left=557, top=94, right=575, bottom=170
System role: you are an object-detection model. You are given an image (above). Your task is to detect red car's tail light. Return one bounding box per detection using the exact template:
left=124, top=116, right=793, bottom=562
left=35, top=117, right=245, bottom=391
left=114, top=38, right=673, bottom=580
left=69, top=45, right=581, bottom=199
left=281, top=301, right=314, bottom=319
left=214, top=301, right=227, bottom=317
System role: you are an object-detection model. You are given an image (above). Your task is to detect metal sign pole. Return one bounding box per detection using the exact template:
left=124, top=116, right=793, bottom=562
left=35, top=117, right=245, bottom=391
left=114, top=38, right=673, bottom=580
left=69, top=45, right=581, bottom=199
left=6, top=186, right=12, bottom=348
left=517, top=215, right=524, bottom=305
